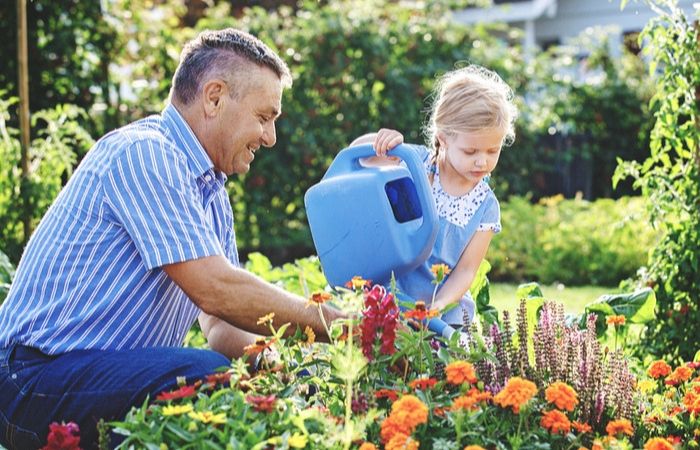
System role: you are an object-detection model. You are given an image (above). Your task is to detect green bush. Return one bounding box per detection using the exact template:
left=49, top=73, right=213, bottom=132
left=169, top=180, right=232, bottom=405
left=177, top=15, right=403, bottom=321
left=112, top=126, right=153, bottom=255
left=0, top=94, right=93, bottom=263
left=195, top=0, right=528, bottom=261
left=614, top=0, right=700, bottom=362
left=488, top=195, right=657, bottom=286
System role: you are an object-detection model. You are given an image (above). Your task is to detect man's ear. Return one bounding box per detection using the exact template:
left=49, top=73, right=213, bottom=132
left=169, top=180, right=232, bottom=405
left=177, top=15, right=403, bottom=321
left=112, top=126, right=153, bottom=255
left=201, top=79, right=227, bottom=118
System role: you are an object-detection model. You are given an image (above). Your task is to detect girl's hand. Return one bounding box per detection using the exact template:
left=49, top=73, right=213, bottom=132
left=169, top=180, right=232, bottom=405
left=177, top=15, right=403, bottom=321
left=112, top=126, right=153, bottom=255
left=373, top=128, right=404, bottom=157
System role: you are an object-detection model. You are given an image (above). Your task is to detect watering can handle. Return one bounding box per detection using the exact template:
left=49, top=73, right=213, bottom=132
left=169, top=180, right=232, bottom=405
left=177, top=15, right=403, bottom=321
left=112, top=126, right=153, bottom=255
left=325, top=144, right=438, bottom=246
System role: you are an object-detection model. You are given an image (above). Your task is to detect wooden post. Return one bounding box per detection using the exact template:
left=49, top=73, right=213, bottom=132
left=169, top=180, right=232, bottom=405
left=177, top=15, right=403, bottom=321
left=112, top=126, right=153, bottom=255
left=16, top=0, right=31, bottom=244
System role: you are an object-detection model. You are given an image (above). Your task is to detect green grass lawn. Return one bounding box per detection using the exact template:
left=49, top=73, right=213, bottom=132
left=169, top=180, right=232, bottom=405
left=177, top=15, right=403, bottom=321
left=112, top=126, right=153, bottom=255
left=488, top=282, right=618, bottom=317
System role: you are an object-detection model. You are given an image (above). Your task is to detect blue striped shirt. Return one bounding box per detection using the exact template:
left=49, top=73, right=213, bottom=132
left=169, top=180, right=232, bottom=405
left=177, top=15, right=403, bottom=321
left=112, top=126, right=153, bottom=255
left=0, top=104, right=239, bottom=354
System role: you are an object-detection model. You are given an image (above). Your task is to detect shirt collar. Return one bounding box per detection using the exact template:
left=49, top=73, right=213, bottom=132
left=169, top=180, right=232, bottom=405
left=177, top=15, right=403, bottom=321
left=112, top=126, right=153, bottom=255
left=162, top=103, right=219, bottom=179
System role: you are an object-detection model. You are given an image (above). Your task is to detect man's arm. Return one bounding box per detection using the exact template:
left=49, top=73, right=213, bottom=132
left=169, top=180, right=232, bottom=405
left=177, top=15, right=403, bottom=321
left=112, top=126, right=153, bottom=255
left=198, top=312, right=259, bottom=360
left=164, top=255, right=342, bottom=342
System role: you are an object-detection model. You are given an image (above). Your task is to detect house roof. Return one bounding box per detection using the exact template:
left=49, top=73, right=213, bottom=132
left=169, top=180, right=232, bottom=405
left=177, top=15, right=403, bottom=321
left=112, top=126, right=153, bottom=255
left=452, top=0, right=558, bottom=24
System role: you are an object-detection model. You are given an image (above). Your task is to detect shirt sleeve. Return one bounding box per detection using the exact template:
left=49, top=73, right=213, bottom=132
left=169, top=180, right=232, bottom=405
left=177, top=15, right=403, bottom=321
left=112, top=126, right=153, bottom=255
left=477, top=194, right=502, bottom=233
left=101, top=138, right=224, bottom=270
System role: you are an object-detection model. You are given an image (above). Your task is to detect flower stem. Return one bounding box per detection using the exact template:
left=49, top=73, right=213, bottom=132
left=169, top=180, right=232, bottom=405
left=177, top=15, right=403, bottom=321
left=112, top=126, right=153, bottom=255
left=317, top=304, right=332, bottom=342
left=343, top=319, right=354, bottom=450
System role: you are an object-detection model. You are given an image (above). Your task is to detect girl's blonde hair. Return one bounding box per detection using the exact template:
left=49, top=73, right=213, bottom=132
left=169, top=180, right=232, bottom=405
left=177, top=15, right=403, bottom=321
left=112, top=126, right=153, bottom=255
left=424, top=65, right=518, bottom=166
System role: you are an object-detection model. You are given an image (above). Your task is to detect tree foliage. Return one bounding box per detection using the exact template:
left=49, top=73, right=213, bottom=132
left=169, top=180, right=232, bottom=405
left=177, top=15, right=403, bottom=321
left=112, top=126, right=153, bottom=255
left=614, top=0, right=700, bottom=362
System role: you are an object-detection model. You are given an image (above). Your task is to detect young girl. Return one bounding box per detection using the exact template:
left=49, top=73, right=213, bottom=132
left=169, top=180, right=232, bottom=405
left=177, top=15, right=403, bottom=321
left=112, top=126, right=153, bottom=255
left=349, top=65, right=517, bottom=331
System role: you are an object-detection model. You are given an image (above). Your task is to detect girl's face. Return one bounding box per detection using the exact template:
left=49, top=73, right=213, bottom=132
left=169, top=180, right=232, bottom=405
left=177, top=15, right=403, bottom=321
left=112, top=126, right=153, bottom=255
left=437, top=128, right=504, bottom=189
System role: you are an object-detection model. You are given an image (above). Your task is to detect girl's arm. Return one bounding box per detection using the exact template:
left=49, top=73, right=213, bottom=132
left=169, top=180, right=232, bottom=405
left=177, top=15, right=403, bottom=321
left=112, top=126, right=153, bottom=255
left=431, top=230, right=494, bottom=311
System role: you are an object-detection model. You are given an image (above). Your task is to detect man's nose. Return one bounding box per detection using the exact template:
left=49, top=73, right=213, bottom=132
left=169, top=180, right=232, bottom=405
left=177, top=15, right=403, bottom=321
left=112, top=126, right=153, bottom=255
left=262, top=122, right=276, bottom=148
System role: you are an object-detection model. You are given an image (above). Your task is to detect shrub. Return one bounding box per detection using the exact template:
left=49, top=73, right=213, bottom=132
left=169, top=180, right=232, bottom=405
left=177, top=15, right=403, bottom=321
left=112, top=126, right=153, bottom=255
left=488, top=196, right=658, bottom=286
left=614, top=0, right=700, bottom=362
left=0, top=94, right=93, bottom=263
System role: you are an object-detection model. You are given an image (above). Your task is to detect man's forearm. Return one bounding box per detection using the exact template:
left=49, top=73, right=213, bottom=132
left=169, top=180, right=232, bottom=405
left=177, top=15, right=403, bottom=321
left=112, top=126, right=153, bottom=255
left=165, top=255, right=344, bottom=341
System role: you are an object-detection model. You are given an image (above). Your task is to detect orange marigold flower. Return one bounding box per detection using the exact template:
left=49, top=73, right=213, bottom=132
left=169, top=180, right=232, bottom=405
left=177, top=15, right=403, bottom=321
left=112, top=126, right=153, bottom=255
left=606, top=418, right=634, bottom=437
left=307, top=291, right=332, bottom=306
left=452, top=388, right=492, bottom=411
left=390, top=395, right=429, bottom=429
left=683, top=390, right=700, bottom=414
left=493, top=376, right=538, bottom=414
left=644, top=437, right=674, bottom=450
left=375, top=389, right=399, bottom=402
left=545, top=381, right=579, bottom=412
left=606, top=315, right=626, bottom=326
left=648, top=360, right=672, bottom=379
left=667, top=365, right=694, bottom=384
left=380, top=416, right=411, bottom=444
left=359, top=443, right=378, bottom=450
left=408, top=377, right=438, bottom=391
left=464, top=446, right=486, bottom=450
left=385, top=433, right=419, bottom=450
left=345, top=276, right=371, bottom=290
left=404, top=301, right=440, bottom=321
left=445, top=361, right=478, bottom=385
left=541, top=409, right=571, bottom=435
left=591, top=441, right=604, bottom=450
left=572, top=421, right=593, bottom=434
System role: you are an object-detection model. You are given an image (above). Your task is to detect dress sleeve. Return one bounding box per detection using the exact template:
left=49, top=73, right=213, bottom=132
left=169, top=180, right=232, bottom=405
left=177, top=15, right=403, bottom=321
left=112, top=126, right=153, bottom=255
left=101, top=138, right=224, bottom=270
left=477, top=194, right=502, bottom=233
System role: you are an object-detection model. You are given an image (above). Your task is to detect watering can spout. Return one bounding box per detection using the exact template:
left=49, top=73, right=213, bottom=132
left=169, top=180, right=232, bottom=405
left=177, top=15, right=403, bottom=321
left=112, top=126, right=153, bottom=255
left=304, top=144, right=438, bottom=288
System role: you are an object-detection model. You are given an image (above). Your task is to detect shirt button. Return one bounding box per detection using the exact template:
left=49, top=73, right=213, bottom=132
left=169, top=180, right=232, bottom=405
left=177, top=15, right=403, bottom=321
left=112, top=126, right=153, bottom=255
left=11, top=373, right=17, bottom=379
left=204, top=174, right=212, bottom=182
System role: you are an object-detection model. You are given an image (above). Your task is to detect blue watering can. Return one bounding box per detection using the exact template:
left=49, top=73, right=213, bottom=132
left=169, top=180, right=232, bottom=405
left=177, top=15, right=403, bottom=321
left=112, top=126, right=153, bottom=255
left=304, top=144, right=438, bottom=288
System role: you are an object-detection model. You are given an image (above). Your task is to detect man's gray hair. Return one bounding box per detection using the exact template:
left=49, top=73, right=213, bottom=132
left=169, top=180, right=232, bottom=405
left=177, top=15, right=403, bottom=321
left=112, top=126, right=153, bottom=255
left=171, top=28, right=292, bottom=105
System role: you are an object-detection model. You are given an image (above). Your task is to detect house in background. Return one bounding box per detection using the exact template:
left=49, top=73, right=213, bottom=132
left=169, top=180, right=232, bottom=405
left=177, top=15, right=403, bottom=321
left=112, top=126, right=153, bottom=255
left=453, top=0, right=697, bottom=55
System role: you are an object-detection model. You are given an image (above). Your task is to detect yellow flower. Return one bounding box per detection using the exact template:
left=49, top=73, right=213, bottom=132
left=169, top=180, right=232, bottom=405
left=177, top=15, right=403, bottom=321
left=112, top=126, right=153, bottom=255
left=637, top=379, right=656, bottom=393
left=345, top=276, right=370, bottom=289
left=288, top=433, right=308, bottom=448
left=257, top=312, right=275, bottom=325
left=303, top=325, right=316, bottom=345
left=430, top=263, right=451, bottom=281
left=162, top=404, right=193, bottom=416
left=188, top=410, right=227, bottom=424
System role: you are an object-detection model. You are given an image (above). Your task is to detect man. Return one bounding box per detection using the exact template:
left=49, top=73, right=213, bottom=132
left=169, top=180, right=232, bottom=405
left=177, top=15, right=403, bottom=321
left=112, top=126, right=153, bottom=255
left=0, top=28, right=343, bottom=449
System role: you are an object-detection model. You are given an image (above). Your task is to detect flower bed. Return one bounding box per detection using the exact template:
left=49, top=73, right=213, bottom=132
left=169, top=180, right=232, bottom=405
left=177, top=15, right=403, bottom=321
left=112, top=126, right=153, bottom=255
left=99, top=276, right=699, bottom=450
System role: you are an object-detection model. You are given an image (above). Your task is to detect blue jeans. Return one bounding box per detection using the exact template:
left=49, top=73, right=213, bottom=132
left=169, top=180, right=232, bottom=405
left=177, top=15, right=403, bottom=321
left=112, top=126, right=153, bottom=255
left=0, top=343, right=230, bottom=449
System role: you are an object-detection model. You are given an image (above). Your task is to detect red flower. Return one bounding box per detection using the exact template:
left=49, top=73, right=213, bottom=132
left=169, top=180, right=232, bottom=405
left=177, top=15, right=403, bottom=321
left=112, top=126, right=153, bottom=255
left=408, top=377, right=438, bottom=391
left=360, top=285, right=399, bottom=359
left=41, top=422, right=81, bottom=450
left=246, top=394, right=277, bottom=413
left=156, top=384, right=197, bottom=401
left=375, top=389, right=399, bottom=402
left=403, top=301, right=439, bottom=322
left=205, top=372, right=231, bottom=388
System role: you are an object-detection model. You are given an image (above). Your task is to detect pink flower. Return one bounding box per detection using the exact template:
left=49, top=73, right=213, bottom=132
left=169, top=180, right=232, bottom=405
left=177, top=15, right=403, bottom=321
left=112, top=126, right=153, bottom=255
left=41, top=422, right=81, bottom=450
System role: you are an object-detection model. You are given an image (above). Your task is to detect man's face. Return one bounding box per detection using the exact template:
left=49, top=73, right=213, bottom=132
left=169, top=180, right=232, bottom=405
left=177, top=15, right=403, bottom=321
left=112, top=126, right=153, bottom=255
left=207, top=66, right=283, bottom=175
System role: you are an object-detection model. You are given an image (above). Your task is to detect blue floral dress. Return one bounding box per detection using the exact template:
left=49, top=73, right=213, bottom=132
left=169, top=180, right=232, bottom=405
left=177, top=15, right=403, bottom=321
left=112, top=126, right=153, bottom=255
left=392, top=144, right=501, bottom=332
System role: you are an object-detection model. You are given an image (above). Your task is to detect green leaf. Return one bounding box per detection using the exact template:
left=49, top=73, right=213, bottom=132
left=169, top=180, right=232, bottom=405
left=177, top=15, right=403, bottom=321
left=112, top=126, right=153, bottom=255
left=516, top=282, right=544, bottom=299
left=586, top=288, right=656, bottom=324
